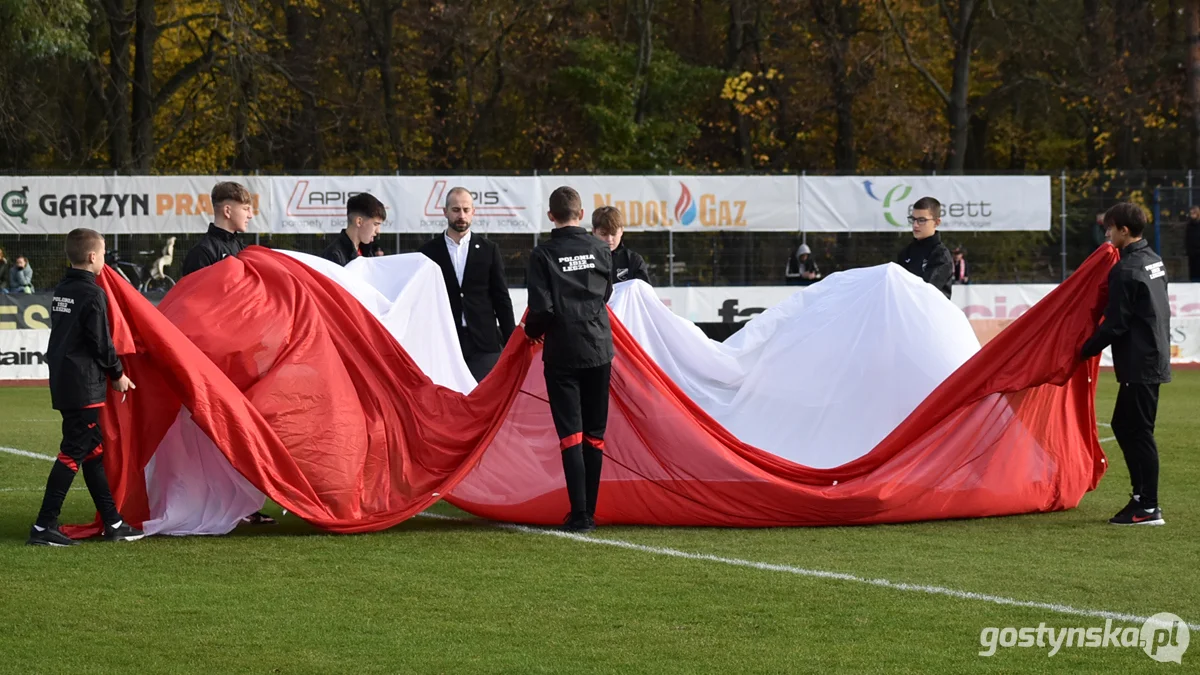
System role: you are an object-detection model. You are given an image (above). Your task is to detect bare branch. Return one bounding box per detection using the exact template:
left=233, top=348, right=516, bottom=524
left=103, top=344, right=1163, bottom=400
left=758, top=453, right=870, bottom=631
left=937, top=0, right=955, bottom=32
left=154, top=30, right=225, bottom=109
left=157, top=12, right=220, bottom=34
left=881, top=0, right=951, bottom=105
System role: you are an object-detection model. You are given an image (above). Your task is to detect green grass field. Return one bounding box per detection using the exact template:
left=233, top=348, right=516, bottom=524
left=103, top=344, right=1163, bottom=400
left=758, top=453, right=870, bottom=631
left=1, top=376, right=1198, bottom=674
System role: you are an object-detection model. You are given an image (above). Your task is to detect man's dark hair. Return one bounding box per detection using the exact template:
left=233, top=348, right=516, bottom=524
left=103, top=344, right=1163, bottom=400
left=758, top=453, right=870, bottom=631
left=1104, top=202, right=1147, bottom=237
left=912, top=196, right=942, bottom=219
left=347, top=192, right=387, bottom=222
left=66, top=228, right=104, bottom=265
left=549, top=186, right=582, bottom=223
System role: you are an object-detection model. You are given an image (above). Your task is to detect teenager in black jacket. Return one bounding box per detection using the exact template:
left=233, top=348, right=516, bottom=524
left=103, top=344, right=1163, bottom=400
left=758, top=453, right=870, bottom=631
left=320, top=193, right=386, bottom=266
left=182, top=182, right=252, bottom=277
left=525, top=187, right=613, bottom=533
left=1081, top=203, right=1172, bottom=526
left=28, top=229, right=143, bottom=546
left=591, top=206, right=652, bottom=284
left=896, top=196, right=954, bottom=299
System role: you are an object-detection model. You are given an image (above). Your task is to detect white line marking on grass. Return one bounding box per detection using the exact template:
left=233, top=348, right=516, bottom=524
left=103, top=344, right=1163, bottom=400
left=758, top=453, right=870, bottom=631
left=417, top=512, right=1200, bottom=631
left=1098, top=422, right=1112, bottom=428
left=0, top=446, right=54, bottom=462
left=0, top=487, right=82, bottom=493
left=1099, top=436, right=1116, bottom=443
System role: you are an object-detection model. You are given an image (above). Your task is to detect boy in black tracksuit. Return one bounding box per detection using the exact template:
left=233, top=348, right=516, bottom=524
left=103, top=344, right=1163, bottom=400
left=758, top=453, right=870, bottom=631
left=1081, top=203, right=1172, bottom=526
left=896, top=196, right=954, bottom=299
left=182, top=181, right=252, bottom=277
left=592, top=206, right=652, bottom=284
left=28, top=228, right=143, bottom=546
left=525, top=187, right=614, bottom=533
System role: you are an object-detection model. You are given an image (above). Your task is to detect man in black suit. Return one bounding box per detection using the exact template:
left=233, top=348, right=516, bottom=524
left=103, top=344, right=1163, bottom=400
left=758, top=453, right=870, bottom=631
left=419, top=187, right=516, bottom=382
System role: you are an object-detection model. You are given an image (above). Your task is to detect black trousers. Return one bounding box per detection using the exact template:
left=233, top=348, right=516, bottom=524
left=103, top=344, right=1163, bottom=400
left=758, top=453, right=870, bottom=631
left=465, top=351, right=501, bottom=383
left=544, top=363, right=612, bottom=518
left=458, top=326, right=501, bottom=382
left=36, top=407, right=122, bottom=528
left=1189, top=253, right=1200, bottom=282
left=1111, top=383, right=1161, bottom=509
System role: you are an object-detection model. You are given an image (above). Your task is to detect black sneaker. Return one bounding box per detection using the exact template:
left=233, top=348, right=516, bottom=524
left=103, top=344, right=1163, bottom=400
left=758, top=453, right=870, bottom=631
left=560, top=512, right=595, bottom=533
left=241, top=511, right=276, bottom=525
left=27, top=525, right=78, bottom=547
left=1110, top=506, right=1165, bottom=526
left=103, top=521, right=145, bottom=542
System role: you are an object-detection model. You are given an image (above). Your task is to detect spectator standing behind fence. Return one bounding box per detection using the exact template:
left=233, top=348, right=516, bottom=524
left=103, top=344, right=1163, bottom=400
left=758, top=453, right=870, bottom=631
left=0, top=247, right=9, bottom=288
left=896, top=196, right=953, bottom=299
left=1187, top=206, right=1200, bottom=281
left=419, top=187, right=516, bottom=383
left=784, top=243, right=821, bottom=286
left=6, top=255, right=33, bottom=293
left=951, top=247, right=969, bottom=284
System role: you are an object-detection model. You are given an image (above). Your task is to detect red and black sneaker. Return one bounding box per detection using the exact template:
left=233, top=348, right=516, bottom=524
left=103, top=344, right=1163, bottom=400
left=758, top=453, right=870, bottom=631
left=1110, top=505, right=1164, bottom=526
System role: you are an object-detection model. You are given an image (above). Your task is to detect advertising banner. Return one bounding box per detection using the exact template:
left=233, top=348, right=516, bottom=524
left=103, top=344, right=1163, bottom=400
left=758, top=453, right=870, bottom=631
left=803, top=175, right=1051, bottom=232
left=271, top=176, right=542, bottom=233
left=542, top=176, right=800, bottom=231
left=0, top=177, right=270, bottom=234
left=0, top=329, right=50, bottom=380
left=0, top=293, right=53, bottom=330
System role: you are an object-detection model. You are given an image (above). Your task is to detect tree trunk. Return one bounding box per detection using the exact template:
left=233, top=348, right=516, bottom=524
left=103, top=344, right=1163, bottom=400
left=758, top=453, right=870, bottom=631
left=131, top=0, right=156, bottom=172
left=944, top=0, right=977, bottom=174
left=632, top=0, right=654, bottom=126
left=1187, top=0, right=1200, bottom=167
left=424, top=1, right=457, bottom=169
left=817, top=0, right=863, bottom=173
left=283, top=0, right=322, bottom=171
left=104, top=0, right=133, bottom=172
left=727, top=0, right=752, bottom=170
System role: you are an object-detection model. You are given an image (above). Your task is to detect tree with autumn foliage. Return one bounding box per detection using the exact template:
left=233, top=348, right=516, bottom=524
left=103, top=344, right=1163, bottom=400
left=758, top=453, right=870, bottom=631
left=1, top=0, right=1199, bottom=175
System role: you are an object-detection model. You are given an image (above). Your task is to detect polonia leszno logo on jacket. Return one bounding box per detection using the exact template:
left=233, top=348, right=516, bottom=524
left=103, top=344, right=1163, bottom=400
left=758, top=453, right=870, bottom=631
left=559, top=254, right=596, bottom=272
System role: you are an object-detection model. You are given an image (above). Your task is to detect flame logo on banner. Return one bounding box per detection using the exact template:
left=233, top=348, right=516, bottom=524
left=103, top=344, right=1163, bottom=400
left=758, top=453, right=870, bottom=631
left=674, top=183, right=698, bottom=225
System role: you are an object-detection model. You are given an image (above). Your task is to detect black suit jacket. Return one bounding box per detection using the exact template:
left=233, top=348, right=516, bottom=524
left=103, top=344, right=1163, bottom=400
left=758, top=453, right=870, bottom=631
left=419, top=233, right=516, bottom=354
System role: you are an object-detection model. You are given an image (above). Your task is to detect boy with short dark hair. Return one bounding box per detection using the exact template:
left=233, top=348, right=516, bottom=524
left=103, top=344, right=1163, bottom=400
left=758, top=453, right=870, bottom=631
left=28, top=228, right=143, bottom=546
left=592, top=206, right=652, bottom=284
left=182, top=181, right=253, bottom=277
left=1081, top=202, right=1172, bottom=526
left=321, top=192, right=387, bottom=266
left=525, top=187, right=614, bottom=533
left=896, top=195, right=953, bottom=299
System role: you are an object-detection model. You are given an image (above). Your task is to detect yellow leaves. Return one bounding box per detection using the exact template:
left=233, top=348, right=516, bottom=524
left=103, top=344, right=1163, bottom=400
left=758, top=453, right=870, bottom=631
left=721, top=71, right=778, bottom=119
left=1142, top=112, right=1166, bottom=129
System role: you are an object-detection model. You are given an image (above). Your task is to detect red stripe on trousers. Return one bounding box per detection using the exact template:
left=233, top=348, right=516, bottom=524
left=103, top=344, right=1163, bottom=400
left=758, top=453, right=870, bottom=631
left=559, top=433, right=583, bottom=450
left=56, top=453, right=79, bottom=472
left=84, top=446, right=103, bottom=462
left=584, top=435, right=606, bottom=451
